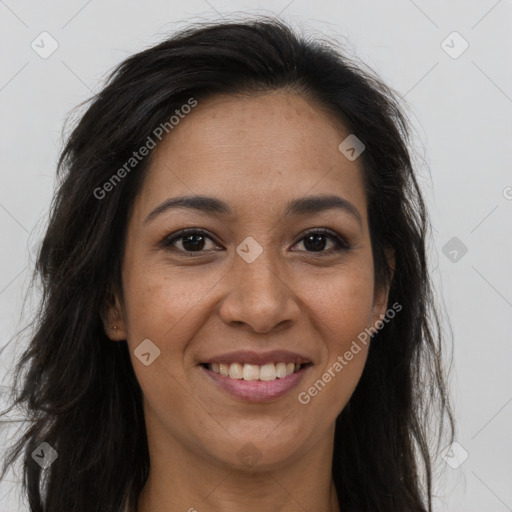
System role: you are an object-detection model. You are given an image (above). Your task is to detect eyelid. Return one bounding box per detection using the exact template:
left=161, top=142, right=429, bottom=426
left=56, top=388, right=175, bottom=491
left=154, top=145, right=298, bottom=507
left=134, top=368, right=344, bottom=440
left=160, top=227, right=350, bottom=255
left=291, top=227, right=350, bottom=252
left=160, top=228, right=223, bottom=253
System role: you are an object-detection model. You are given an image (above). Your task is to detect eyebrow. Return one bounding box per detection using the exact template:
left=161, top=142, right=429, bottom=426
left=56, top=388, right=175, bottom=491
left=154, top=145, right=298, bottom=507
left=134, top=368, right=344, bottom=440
left=144, top=194, right=362, bottom=227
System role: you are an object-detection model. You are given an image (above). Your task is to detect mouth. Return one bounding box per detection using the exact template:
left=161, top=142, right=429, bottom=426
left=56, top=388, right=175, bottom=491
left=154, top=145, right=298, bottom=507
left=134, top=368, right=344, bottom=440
left=198, top=355, right=313, bottom=402
left=199, top=361, right=313, bottom=381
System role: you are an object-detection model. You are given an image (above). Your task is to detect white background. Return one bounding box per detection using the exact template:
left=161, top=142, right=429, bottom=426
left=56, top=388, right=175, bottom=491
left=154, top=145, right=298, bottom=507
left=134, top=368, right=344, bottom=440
left=1, top=1, right=511, bottom=511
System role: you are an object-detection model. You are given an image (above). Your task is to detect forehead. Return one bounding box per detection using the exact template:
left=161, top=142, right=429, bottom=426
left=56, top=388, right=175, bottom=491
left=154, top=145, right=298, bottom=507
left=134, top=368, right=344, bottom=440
left=135, top=91, right=367, bottom=221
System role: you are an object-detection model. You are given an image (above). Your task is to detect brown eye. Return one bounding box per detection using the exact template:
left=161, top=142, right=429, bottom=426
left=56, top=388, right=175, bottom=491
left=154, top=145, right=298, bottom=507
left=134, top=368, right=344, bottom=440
left=292, top=229, right=349, bottom=253
left=180, top=233, right=207, bottom=251
left=161, top=229, right=221, bottom=254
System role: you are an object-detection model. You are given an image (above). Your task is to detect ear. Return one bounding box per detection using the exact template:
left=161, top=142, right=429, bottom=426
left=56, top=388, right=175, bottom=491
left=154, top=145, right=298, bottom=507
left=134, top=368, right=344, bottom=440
left=100, top=284, right=127, bottom=341
left=371, top=247, right=396, bottom=326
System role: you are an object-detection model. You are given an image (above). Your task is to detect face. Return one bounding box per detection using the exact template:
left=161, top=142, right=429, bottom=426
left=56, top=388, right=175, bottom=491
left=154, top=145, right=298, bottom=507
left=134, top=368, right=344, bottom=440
left=105, top=91, right=391, bottom=471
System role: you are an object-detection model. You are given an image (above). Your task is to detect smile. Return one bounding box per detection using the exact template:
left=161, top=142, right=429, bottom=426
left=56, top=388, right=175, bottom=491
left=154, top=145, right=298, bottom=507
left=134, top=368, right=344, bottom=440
left=202, top=362, right=312, bottom=381
left=199, top=362, right=313, bottom=402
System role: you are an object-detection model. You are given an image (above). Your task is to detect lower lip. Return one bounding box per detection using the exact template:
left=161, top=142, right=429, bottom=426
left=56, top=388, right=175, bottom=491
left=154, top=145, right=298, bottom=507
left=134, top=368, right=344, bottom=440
left=199, top=365, right=311, bottom=402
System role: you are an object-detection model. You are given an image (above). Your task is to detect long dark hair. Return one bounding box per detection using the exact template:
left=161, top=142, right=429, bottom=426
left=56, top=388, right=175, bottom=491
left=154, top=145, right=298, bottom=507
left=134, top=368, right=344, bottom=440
left=1, top=17, right=454, bottom=511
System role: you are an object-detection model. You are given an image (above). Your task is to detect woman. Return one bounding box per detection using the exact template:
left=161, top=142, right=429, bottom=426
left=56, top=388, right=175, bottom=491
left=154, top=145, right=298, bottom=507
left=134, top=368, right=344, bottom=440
left=1, top=17, right=454, bottom=512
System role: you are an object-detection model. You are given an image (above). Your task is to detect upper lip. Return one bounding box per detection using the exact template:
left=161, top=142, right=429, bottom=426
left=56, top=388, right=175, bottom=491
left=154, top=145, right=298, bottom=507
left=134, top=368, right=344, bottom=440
left=200, top=350, right=313, bottom=366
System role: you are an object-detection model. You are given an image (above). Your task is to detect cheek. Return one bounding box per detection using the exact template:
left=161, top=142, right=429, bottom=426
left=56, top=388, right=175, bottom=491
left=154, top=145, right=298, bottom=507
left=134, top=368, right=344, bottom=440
left=295, top=264, right=375, bottom=415
left=301, top=262, right=376, bottom=346
left=120, top=264, right=217, bottom=431
left=122, top=259, right=220, bottom=348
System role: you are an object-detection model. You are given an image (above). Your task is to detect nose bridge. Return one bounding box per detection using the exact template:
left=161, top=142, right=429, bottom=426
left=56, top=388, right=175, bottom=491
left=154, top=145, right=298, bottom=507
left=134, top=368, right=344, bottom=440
left=233, top=241, right=286, bottom=301
left=219, top=240, right=299, bottom=332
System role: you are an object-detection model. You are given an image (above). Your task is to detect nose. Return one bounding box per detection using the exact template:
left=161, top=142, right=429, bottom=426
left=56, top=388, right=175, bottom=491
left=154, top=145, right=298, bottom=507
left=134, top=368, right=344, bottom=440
left=218, top=249, right=301, bottom=334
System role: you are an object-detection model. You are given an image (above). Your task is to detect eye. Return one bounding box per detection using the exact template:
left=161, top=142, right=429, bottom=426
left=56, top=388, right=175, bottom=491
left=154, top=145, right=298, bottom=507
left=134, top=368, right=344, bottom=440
left=291, top=228, right=349, bottom=254
left=160, top=227, right=349, bottom=256
left=160, top=229, right=222, bottom=254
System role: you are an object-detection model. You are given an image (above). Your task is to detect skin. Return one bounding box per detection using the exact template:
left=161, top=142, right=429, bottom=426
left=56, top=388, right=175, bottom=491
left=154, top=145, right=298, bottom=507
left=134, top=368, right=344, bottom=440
left=103, top=91, right=392, bottom=512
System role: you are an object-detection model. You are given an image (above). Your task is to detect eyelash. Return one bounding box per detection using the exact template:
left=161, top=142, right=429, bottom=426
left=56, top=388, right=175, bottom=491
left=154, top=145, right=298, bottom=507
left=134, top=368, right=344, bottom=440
left=160, top=227, right=350, bottom=256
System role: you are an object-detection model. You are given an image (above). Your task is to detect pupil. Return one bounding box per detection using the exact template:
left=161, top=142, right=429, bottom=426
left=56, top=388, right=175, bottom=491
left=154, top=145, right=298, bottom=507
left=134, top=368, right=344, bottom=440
left=182, top=234, right=205, bottom=251
left=304, top=234, right=326, bottom=251
left=180, top=234, right=328, bottom=252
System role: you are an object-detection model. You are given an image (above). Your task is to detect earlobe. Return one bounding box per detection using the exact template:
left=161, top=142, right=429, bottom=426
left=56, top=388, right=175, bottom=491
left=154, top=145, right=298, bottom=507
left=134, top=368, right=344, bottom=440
left=100, top=286, right=127, bottom=341
left=372, top=285, right=390, bottom=329
left=384, top=247, right=396, bottom=283
left=372, top=247, right=396, bottom=325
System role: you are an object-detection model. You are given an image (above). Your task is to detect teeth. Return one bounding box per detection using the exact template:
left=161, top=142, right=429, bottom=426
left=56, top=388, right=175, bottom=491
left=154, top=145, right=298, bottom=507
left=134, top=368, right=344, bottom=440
left=260, top=364, right=276, bottom=381
left=275, top=362, right=287, bottom=378
left=228, top=363, right=243, bottom=379
left=243, top=364, right=260, bottom=381
left=208, top=362, right=308, bottom=381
